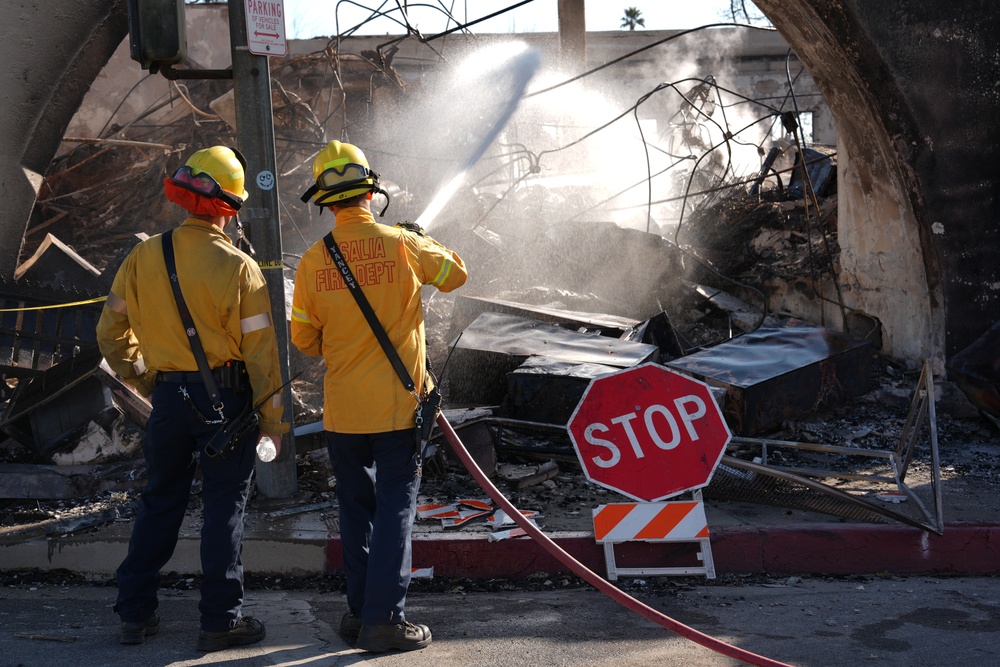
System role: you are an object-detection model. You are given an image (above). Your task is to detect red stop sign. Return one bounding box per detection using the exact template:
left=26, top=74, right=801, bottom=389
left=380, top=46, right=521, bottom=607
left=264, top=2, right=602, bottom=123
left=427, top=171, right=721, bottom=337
left=567, top=363, right=731, bottom=502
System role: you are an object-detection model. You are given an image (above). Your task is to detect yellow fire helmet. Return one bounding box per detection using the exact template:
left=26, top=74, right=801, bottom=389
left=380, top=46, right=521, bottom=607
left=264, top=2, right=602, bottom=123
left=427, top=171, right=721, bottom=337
left=182, top=146, right=248, bottom=206
left=299, top=140, right=389, bottom=215
left=164, top=145, right=249, bottom=217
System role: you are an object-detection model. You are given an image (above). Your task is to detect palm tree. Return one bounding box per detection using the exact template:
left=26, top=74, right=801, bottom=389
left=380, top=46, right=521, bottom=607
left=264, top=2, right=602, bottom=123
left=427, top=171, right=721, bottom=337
left=621, top=7, right=645, bottom=31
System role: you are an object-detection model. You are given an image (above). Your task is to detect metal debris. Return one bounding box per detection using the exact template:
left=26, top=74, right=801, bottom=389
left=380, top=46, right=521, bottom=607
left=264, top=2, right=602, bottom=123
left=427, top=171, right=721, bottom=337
left=665, top=322, right=874, bottom=436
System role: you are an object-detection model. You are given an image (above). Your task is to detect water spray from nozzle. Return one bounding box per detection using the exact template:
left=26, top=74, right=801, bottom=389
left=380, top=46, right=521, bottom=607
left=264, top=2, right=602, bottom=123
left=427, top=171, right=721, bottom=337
left=413, top=43, right=542, bottom=231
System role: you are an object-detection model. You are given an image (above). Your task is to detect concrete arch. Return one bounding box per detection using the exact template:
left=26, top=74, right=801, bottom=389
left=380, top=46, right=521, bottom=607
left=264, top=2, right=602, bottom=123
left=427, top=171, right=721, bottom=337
left=0, top=0, right=127, bottom=279
left=2, top=1, right=996, bottom=366
left=755, top=0, right=1000, bottom=364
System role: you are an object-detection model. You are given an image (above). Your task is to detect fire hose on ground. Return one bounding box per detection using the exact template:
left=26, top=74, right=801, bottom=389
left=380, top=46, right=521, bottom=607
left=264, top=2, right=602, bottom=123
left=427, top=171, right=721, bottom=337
left=436, top=413, right=795, bottom=667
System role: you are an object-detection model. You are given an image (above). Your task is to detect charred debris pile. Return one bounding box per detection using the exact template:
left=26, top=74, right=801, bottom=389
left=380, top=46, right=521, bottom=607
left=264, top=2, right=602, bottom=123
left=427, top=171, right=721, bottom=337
left=1, top=39, right=995, bottom=538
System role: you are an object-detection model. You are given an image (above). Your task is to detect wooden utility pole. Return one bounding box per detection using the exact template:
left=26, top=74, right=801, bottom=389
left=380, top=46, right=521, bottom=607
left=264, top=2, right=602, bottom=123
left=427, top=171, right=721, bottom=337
left=557, top=0, right=587, bottom=70
left=227, top=0, right=297, bottom=499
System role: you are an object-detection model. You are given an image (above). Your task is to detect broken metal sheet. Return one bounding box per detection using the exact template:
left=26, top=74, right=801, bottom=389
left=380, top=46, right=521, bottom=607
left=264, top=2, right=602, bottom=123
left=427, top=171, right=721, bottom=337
left=787, top=147, right=836, bottom=199
left=707, top=456, right=907, bottom=527
left=503, top=356, right=619, bottom=425
left=665, top=323, right=873, bottom=436
left=1, top=346, right=114, bottom=455
left=486, top=417, right=580, bottom=463
left=436, top=415, right=498, bottom=477
left=707, top=453, right=941, bottom=534
left=730, top=435, right=900, bottom=483
left=449, top=294, right=641, bottom=342
left=684, top=281, right=763, bottom=334
left=716, top=361, right=943, bottom=534
left=445, top=312, right=659, bottom=407
left=96, top=359, right=151, bottom=429
left=621, top=311, right=687, bottom=361
left=946, top=319, right=1000, bottom=419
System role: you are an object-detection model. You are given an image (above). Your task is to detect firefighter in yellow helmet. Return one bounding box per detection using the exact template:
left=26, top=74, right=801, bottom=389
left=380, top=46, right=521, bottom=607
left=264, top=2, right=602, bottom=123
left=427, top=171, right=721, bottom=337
left=97, top=145, right=288, bottom=652
left=298, top=139, right=391, bottom=214
left=292, top=140, right=467, bottom=652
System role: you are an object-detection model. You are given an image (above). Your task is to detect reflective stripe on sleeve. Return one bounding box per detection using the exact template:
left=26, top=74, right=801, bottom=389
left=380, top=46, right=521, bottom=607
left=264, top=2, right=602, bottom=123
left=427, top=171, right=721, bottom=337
left=291, top=306, right=311, bottom=323
left=107, top=292, right=127, bottom=315
left=133, top=357, right=146, bottom=376
left=240, top=312, right=272, bottom=334
left=430, top=259, right=454, bottom=287
left=272, top=393, right=283, bottom=409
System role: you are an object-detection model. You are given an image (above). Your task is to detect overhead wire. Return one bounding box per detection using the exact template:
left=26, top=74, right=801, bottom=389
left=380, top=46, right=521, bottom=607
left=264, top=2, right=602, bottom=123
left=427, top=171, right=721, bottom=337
left=422, top=0, right=537, bottom=42
left=525, top=23, right=778, bottom=99
left=782, top=48, right=848, bottom=329
left=303, top=4, right=822, bottom=349
left=482, top=44, right=818, bottom=340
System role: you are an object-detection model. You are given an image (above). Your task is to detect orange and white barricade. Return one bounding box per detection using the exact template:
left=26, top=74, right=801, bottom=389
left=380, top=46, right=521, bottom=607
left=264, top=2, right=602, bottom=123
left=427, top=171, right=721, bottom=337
left=592, top=495, right=716, bottom=580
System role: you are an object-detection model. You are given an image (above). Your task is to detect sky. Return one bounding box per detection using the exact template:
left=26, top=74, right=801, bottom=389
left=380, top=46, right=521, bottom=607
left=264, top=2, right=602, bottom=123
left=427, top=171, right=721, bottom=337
left=283, top=0, right=747, bottom=40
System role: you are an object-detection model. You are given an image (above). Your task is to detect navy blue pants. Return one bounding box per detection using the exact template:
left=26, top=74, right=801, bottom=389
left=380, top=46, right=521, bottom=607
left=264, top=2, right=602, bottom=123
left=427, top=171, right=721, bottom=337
left=327, top=429, right=421, bottom=626
left=115, top=380, right=256, bottom=632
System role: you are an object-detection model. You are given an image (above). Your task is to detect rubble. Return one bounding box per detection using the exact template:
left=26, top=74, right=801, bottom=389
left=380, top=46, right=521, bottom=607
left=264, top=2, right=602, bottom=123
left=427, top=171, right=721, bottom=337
left=0, top=492, right=137, bottom=545
left=665, top=321, right=875, bottom=436
left=1, top=31, right=998, bottom=544
left=496, top=460, right=560, bottom=489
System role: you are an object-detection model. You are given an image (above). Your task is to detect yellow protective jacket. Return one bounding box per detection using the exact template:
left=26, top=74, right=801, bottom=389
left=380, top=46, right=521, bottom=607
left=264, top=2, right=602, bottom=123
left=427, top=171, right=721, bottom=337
left=96, top=217, right=289, bottom=435
left=290, top=206, right=468, bottom=433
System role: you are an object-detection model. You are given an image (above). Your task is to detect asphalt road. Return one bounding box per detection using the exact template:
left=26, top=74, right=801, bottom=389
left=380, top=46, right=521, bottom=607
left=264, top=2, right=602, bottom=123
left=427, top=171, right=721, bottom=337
left=2, top=574, right=998, bottom=666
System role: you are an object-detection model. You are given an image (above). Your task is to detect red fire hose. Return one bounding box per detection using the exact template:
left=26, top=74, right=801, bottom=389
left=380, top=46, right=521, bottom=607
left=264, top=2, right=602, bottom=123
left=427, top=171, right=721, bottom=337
left=436, top=413, right=795, bottom=667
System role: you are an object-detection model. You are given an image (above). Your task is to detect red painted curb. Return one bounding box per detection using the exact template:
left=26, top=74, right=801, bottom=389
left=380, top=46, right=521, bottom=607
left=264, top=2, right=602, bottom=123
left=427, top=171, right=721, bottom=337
left=325, top=523, right=1000, bottom=578
left=712, top=522, right=1000, bottom=575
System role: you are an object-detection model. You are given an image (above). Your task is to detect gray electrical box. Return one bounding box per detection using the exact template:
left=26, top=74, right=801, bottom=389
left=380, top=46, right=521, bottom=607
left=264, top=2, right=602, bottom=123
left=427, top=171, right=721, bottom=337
left=127, top=0, right=187, bottom=71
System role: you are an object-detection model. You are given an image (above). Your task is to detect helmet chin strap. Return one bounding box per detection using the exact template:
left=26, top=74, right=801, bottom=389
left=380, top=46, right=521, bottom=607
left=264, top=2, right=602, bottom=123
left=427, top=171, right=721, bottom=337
left=314, top=186, right=391, bottom=217
left=373, top=186, right=391, bottom=217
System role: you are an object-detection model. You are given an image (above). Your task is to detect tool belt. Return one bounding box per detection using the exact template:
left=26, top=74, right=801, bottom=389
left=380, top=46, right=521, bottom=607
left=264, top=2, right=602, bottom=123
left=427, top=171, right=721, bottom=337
left=156, top=360, right=250, bottom=394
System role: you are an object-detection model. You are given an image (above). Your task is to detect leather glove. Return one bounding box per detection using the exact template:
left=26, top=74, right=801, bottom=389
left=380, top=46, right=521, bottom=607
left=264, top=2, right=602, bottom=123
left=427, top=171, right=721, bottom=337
left=394, top=221, right=425, bottom=236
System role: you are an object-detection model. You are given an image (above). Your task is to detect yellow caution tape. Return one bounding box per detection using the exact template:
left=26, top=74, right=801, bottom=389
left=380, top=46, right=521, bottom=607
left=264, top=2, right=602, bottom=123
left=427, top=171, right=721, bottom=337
left=257, top=260, right=284, bottom=270
left=0, top=296, right=107, bottom=312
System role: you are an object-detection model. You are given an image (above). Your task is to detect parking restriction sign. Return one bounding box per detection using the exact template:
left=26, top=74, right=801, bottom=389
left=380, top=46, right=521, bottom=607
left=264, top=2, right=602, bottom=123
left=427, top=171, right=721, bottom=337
left=245, top=0, right=287, bottom=56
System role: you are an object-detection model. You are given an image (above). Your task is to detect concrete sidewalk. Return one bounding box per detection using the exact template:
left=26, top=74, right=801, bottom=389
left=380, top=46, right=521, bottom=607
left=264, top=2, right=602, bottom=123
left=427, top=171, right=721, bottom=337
left=3, top=575, right=1000, bottom=666
left=3, top=495, right=998, bottom=581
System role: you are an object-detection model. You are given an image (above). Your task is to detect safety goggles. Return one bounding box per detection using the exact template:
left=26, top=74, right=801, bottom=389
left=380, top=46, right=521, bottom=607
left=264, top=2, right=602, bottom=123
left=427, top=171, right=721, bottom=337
left=299, top=163, right=378, bottom=203
left=171, top=166, right=244, bottom=211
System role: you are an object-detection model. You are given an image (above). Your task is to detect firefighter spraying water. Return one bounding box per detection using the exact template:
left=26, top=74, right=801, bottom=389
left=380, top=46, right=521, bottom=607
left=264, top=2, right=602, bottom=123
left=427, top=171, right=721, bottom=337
left=400, top=41, right=791, bottom=667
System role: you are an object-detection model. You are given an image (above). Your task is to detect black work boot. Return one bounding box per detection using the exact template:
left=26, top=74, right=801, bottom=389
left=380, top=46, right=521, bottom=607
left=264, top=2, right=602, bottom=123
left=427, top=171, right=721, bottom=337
left=340, top=612, right=362, bottom=644
left=356, top=621, right=432, bottom=652
left=196, top=616, right=266, bottom=652
left=120, top=612, right=160, bottom=644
